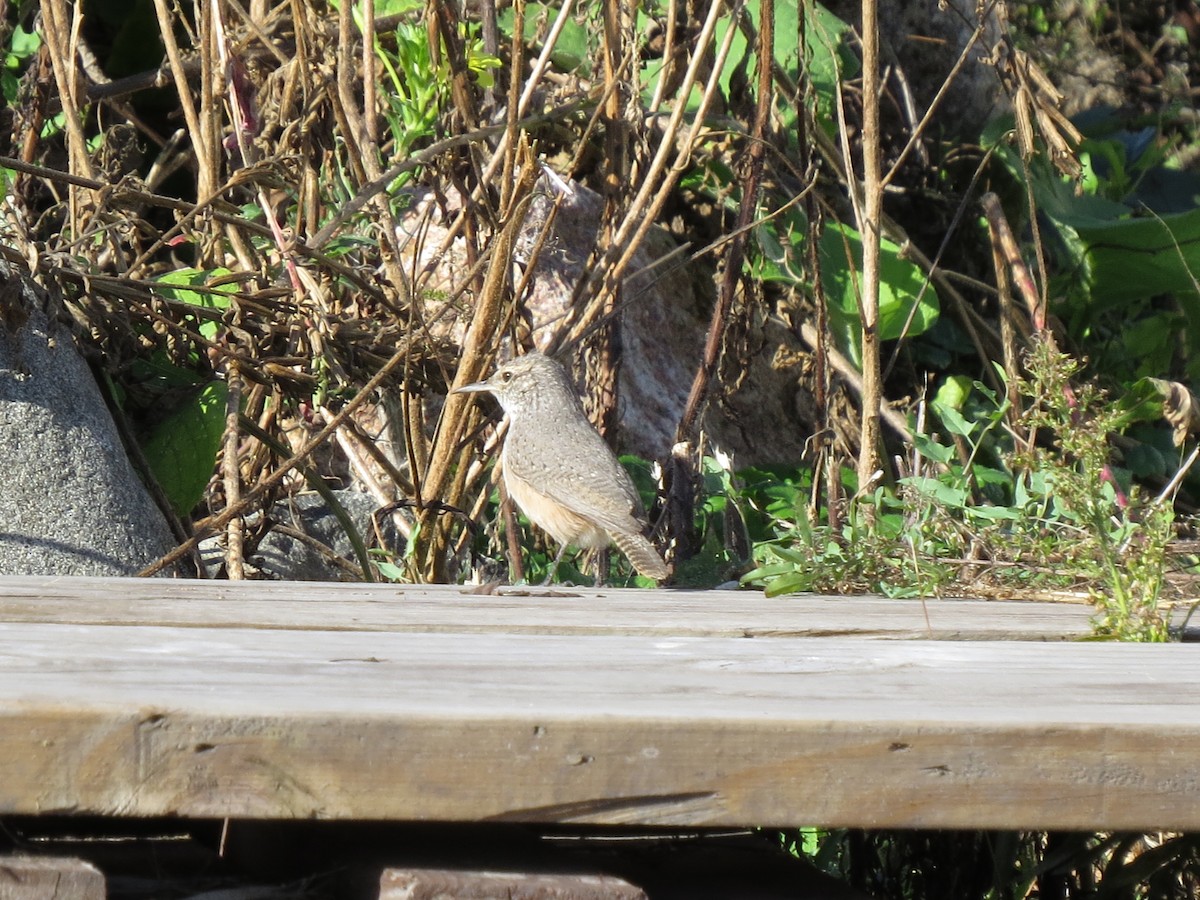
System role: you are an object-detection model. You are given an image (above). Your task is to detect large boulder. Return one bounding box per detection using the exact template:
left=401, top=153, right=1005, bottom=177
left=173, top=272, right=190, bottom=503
left=0, top=264, right=179, bottom=575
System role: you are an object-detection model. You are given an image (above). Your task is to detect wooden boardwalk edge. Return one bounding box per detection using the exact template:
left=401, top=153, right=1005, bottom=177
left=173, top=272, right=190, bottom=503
left=0, top=574, right=1101, bottom=640
left=1, top=576, right=1197, bottom=833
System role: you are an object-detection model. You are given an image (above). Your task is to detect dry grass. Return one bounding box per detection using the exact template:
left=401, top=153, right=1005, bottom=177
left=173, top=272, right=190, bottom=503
left=1, top=0, right=762, bottom=582
left=0, top=0, right=1043, bottom=584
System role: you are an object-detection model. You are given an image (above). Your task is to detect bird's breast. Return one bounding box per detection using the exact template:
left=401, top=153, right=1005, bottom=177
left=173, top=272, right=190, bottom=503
left=501, top=458, right=610, bottom=550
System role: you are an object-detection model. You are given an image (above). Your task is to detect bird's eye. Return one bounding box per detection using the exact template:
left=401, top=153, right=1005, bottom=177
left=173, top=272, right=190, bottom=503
left=500, top=371, right=513, bottom=382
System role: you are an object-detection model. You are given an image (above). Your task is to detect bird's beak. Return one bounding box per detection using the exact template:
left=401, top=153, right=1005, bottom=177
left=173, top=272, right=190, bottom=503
left=452, top=380, right=492, bottom=395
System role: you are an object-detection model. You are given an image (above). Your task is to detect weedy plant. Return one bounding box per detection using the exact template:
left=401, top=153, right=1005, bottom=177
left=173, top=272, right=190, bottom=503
left=742, top=336, right=1179, bottom=642
left=1012, top=338, right=1173, bottom=641
left=785, top=826, right=1200, bottom=900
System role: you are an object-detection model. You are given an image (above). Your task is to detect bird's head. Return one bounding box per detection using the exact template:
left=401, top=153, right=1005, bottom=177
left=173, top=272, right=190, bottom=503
left=453, top=352, right=571, bottom=419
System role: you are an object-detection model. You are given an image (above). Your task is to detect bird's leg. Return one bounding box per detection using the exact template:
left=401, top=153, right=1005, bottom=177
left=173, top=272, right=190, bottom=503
left=591, top=547, right=609, bottom=588
left=541, top=542, right=571, bottom=586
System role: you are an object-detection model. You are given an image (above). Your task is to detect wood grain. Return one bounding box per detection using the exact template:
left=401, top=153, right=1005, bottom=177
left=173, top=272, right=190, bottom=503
left=0, top=856, right=105, bottom=900
left=0, top=575, right=1094, bottom=640
left=0, top=573, right=1197, bottom=831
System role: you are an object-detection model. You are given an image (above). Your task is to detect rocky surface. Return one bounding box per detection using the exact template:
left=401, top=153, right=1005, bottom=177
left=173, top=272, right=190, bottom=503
left=397, top=175, right=814, bottom=467
left=200, top=490, right=396, bottom=581
left=0, top=264, right=179, bottom=576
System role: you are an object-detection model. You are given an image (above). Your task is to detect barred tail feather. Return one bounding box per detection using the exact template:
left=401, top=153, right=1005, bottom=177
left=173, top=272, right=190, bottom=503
left=611, top=531, right=670, bottom=581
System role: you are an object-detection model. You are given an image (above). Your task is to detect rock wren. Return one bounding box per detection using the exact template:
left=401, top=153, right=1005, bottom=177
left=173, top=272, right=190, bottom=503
left=455, top=352, right=670, bottom=582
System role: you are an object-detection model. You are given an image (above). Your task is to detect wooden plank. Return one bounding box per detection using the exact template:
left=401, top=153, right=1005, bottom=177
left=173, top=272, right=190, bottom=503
left=0, top=575, right=1094, bottom=641
left=1, top=618, right=1198, bottom=831
left=0, top=856, right=105, bottom=900
left=379, top=868, right=647, bottom=900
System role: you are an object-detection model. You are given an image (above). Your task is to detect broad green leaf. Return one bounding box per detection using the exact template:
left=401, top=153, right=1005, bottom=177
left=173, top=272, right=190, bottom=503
left=141, top=381, right=228, bottom=517
left=330, top=0, right=423, bottom=16
left=820, top=223, right=940, bottom=364
left=934, top=374, right=973, bottom=411
left=6, top=24, right=41, bottom=65
left=973, top=465, right=1014, bottom=491
left=763, top=571, right=812, bottom=597
left=765, top=544, right=812, bottom=565
left=743, top=561, right=796, bottom=577
left=751, top=207, right=809, bottom=283
left=1122, top=441, right=1167, bottom=480
left=801, top=1, right=858, bottom=124
left=1069, top=208, right=1200, bottom=309
left=1114, top=376, right=1170, bottom=429
left=995, top=135, right=1200, bottom=317
left=498, top=3, right=590, bottom=73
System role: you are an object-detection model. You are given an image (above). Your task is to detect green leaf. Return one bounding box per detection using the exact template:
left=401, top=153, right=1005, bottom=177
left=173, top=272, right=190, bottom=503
left=373, top=559, right=406, bottom=581
left=901, top=475, right=970, bottom=511
left=641, top=1, right=853, bottom=131
left=154, top=268, right=236, bottom=340
left=801, top=2, right=858, bottom=122
left=750, top=206, right=809, bottom=283
left=330, top=0, right=423, bottom=15
left=819, top=222, right=940, bottom=363
left=7, top=24, right=42, bottom=65
left=965, top=505, right=1021, bottom=522
left=679, top=157, right=736, bottom=197
left=141, top=381, right=228, bottom=517
left=40, top=110, right=66, bottom=139
left=765, top=544, right=812, bottom=565
left=720, top=1, right=853, bottom=123
left=762, top=571, right=812, bottom=597
left=498, top=3, right=590, bottom=73
left=911, top=432, right=956, bottom=465
left=1002, top=135, right=1200, bottom=314
left=933, top=374, right=973, bottom=411
left=973, top=465, right=1014, bottom=491
left=1124, top=441, right=1167, bottom=480
left=1114, top=376, right=1170, bottom=429
left=934, top=402, right=975, bottom=439
left=1073, top=208, right=1200, bottom=308
left=367, top=0, right=423, bottom=14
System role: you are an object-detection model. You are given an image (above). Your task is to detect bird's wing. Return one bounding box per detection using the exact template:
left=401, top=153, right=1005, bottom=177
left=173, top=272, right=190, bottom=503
left=503, top=423, right=646, bottom=534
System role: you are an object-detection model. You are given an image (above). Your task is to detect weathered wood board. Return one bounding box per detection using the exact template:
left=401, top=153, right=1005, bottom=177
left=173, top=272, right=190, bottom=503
left=0, top=856, right=105, bottom=900
left=378, top=868, right=647, bottom=900
left=0, top=576, right=1197, bottom=832
left=0, top=575, right=1094, bottom=640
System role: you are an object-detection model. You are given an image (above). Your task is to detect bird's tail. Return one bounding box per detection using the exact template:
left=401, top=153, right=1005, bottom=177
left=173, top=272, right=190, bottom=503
left=611, top=531, right=670, bottom=581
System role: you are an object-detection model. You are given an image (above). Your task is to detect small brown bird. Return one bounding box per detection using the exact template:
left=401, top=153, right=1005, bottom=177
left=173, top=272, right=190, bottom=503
left=455, top=352, right=669, bottom=583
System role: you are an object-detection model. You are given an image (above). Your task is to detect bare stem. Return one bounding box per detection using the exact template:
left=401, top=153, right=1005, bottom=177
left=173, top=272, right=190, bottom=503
left=855, top=0, right=883, bottom=504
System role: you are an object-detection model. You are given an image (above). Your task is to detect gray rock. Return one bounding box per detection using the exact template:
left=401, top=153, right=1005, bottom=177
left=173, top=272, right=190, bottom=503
left=200, top=490, right=393, bottom=581
left=823, top=0, right=1006, bottom=137
left=0, top=265, right=178, bottom=575
left=398, top=177, right=815, bottom=466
